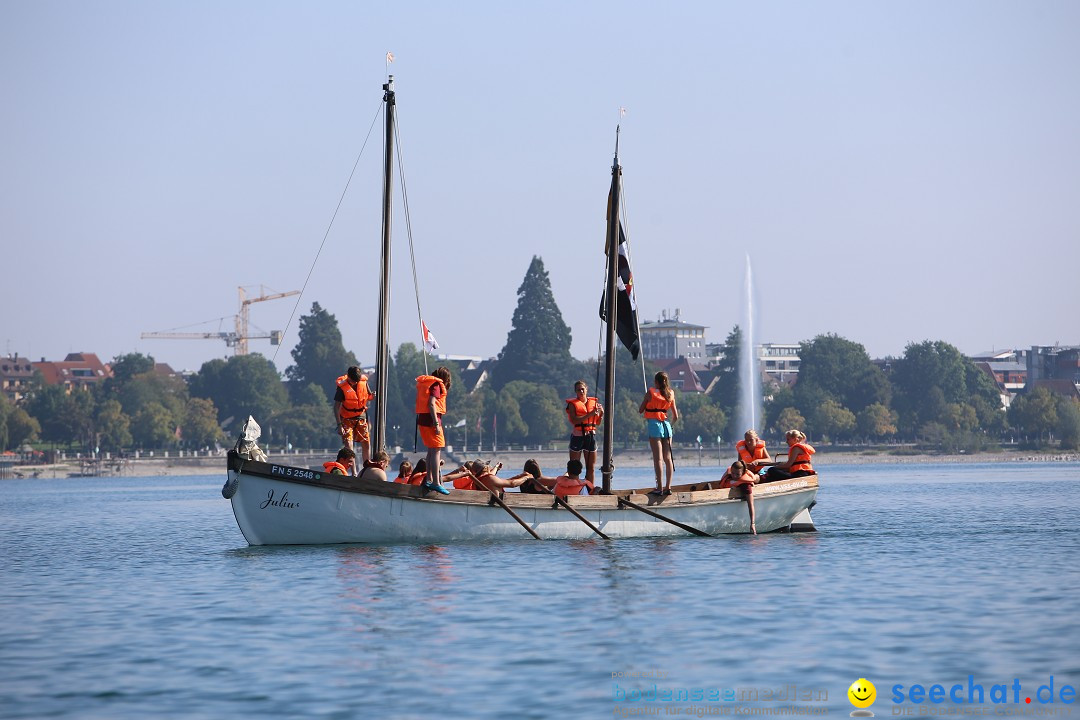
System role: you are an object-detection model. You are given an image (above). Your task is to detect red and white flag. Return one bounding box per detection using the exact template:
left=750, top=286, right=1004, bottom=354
left=421, top=319, right=439, bottom=354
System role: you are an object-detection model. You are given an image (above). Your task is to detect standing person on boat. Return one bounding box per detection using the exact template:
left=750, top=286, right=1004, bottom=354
left=323, top=446, right=356, bottom=476
left=736, top=429, right=771, bottom=476
left=565, top=380, right=604, bottom=486
left=639, top=371, right=679, bottom=496
left=552, top=459, right=594, bottom=498
left=356, top=449, right=390, bottom=482
left=334, top=366, right=373, bottom=463
left=764, top=430, right=816, bottom=482
left=415, top=367, right=452, bottom=495
left=719, top=459, right=759, bottom=535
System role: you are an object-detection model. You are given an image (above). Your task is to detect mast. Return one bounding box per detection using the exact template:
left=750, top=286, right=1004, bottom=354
left=601, top=129, right=621, bottom=494
left=372, top=76, right=395, bottom=454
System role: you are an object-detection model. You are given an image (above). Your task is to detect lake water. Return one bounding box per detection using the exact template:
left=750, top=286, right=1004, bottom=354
left=2, top=463, right=1078, bottom=719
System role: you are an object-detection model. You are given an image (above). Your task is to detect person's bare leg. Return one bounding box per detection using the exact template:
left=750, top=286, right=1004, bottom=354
left=649, top=437, right=663, bottom=491
left=661, top=438, right=674, bottom=491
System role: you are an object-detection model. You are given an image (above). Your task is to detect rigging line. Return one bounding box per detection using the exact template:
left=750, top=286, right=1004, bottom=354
left=619, top=180, right=648, bottom=393
left=270, top=100, right=383, bottom=367
left=393, top=105, right=429, bottom=376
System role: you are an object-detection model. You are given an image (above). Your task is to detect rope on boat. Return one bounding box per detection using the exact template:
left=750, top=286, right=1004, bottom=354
left=393, top=104, right=431, bottom=376
left=271, top=101, right=385, bottom=368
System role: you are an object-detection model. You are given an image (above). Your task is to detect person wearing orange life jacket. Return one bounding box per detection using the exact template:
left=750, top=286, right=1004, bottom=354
left=552, top=458, right=594, bottom=498
left=638, top=371, right=679, bottom=496
left=565, top=380, right=604, bottom=486
left=719, top=460, right=759, bottom=534
left=736, top=429, right=772, bottom=476
left=334, top=366, right=374, bottom=463
left=323, top=446, right=356, bottom=476
left=446, top=460, right=528, bottom=492
left=764, top=429, right=816, bottom=482
left=415, top=367, right=452, bottom=495
left=392, top=460, right=413, bottom=484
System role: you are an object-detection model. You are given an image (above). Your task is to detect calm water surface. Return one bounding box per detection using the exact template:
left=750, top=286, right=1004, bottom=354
left=2, top=463, right=1078, bottom=719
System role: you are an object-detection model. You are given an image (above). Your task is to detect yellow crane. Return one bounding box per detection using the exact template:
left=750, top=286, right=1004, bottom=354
left=141, top=286, right=300, bottom=356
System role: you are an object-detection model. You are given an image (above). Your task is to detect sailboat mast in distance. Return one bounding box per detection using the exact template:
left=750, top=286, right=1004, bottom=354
left=373, top=76, right=395, bottom=454
left=601, top=128, right=621, bottom=494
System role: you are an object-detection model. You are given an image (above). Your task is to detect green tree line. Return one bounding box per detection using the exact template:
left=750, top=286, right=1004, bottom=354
left=3, top=257, right=1077, bottom=454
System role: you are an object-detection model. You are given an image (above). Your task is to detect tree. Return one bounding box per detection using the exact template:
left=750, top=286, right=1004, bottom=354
left=269, top=404, right=337, bottom=449
left=1057, top=398, right=1080, bottom=450
left=493, top=256, right=578, bottom=391
left=892, top=340, right=1003, bottom=436
left=1007, top=387, right=1058, bottom=446
left=284, top=302, right=358, bottom=404
left=794, top=334, right=890, bottom=421
left=501, top=381, right=565, bottom=446
left=95, top=399, right=132, bottom=452
left=189, top=354, right=289, bottom=434
left=710, top=326, right=741, bottom=413
left=183, top=397, right=224, bottom=448
left=0, top=394, right=40, bottom=451
left=131, top=401, right=176, bottom=448
left=26, top=385, right=96, bottom=449
left=494, top=389, right=528, bottom=445
left=776, top=407, right=806, bottom=437
left=857, top=403, right=898, bottom=441
left=105, top=353, right=155, bottom=389
left=677, top=396, right=728, bottom=447
left=810, top=398, right=856, bottom=442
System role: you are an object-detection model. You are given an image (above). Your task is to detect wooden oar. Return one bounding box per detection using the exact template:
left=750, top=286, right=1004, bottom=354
left=525, top=478, right=609, bottom=540
left=617, top=496, right=712, bottom=538
left=457, top=468, right=542, bottom=540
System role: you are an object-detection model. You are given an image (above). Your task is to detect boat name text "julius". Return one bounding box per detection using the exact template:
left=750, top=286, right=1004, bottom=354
left=270, top=465, right=316, bottom=480
left=260, top=489, right=300, bottom=510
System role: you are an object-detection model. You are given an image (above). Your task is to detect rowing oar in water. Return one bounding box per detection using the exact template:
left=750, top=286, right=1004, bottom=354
left=455, top=465, right=542, bottom=540
left=522, top=475, right=609, bottom=540
left=616, top=495, right=712, bottom=538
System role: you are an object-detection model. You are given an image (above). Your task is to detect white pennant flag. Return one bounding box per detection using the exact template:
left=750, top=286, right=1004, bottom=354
left=422, top=319, right=439, bottom=354
left=386, top=51, right=394, bottom=64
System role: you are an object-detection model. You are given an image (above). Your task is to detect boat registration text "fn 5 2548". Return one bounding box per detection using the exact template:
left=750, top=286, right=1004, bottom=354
left=270, top=465, right=317, bottom=480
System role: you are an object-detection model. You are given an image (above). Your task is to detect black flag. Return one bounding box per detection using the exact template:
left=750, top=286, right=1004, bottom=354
left=600, top=221, right=640, bottom=360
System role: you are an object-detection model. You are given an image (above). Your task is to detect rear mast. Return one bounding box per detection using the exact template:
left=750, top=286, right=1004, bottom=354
left=372, top=76, right=395, bottom=454
left=601, top=128, right=621, bottom=494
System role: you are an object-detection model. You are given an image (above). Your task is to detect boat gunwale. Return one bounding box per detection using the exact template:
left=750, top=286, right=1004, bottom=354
left=228, top=453, right=818, bottom=511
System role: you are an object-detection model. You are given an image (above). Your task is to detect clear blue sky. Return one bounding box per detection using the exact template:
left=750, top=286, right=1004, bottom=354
left=3, top=1, right=1078, bottom=373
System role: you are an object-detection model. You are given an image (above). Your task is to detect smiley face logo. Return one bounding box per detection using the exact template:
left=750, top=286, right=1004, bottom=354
left=848, top=678, right=876, bottom=709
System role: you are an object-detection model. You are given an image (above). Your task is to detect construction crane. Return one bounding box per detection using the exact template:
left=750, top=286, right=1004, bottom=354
left=141, top=285, right=300, bottom=356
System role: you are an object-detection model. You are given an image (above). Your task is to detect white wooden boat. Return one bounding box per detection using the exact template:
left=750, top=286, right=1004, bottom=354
left=223, top=450, right=817, bottom=544
left=221, top=76, right=819, bottom=545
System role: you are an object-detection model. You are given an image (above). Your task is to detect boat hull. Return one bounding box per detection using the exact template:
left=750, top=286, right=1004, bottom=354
left=224, top=454, right=818, bottom=545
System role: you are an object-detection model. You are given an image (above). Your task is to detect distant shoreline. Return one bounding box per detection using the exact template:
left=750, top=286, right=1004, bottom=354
left=3, top=447, right=1078, bottom=479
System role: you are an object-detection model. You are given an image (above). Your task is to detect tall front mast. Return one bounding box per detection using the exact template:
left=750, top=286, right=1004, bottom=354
left=372, top=76, right=395, bottom=454
left=601, top=131, right=621, bottom=494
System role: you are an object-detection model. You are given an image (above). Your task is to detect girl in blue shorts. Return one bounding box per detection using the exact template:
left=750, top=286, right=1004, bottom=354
left=639, top=371, right=679, bottom=495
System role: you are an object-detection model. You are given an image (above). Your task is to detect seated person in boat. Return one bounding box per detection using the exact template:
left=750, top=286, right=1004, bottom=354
left=393, top=459, right=413, bottom=484
left=553, top=459, right=595, bottom=498
left=515, top=458, right=559, bottom=494
left=334, top=366, right=374, bottom=463
left=565, top=380, right=604, bottom=486
left=719, top=459, right=758, bottom=535
left=323, top=446, right=356, bottom=476
left=446, top=460, right=528, bottom=492
left=763, top=430, right=816, bottom=482
left=403, top=458, right=428, bottom=485
left=736, top=429, right=771, bottom=476
left=356, top=449, right=389, bottom=482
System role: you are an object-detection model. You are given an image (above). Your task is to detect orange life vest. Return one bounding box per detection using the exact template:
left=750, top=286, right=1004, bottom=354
left=415, top=375, right=447, bottom=420
left=393, top=474, right=410, bottom=484
left=453, top=472, right=494, bottom=491
left=406, top=471, right=426, bottom=486
left=565, top=396, right=600, bottom=432
left=789, top=442, right=815, bottom=473
left=643, top=387, right=673, bottom=421
left=736, top=439, right=769, bottom=472
left=336, top=375, right=371, bottom=419
left=553, top=476, right=594, bottom=498
left=323, top=461, right=349, bottom=475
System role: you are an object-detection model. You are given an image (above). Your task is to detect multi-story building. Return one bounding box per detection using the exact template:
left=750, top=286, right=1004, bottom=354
left=0, top=355, right=36, bottom=403
left=33, top=352, right=113, bottom=392
left=639, top=310, right=708, bottom=361
left=1027, top=345, right=1080, bottom=388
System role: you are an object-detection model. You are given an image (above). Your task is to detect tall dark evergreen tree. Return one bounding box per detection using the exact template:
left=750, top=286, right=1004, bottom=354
left=493, top=256, right=581, bottom=391
left=285, top=302, right=358, bottom=404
